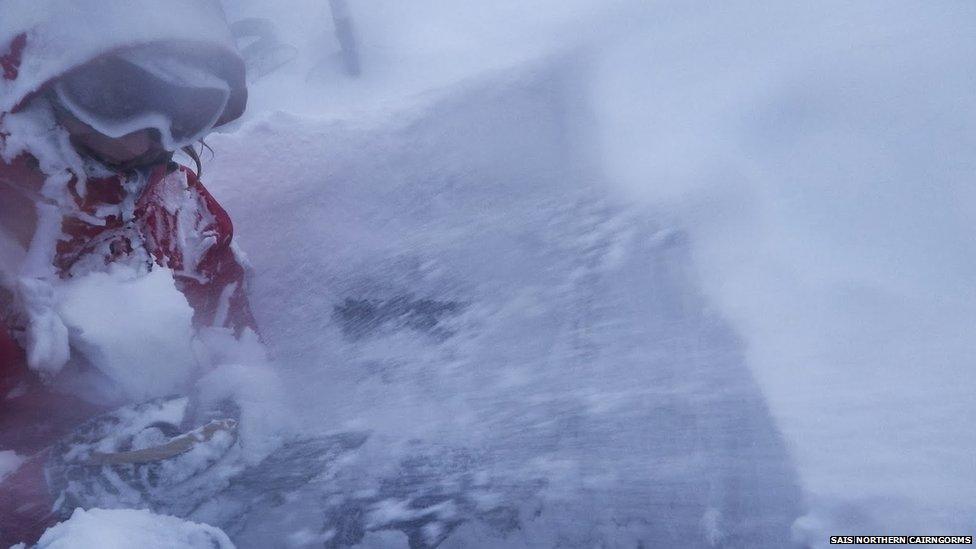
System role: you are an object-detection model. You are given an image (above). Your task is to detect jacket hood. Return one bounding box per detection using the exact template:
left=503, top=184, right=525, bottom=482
left=0, top=0, right=246, bottom=127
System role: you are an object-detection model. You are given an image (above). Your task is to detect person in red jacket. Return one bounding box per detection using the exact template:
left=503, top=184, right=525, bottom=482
left=0, top=4, right=254, bottom=545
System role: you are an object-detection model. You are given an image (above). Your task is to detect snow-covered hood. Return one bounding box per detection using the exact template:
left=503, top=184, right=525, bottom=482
left=0, top=0, right=246, bottom=126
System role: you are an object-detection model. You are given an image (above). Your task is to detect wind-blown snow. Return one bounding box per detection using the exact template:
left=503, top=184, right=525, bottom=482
left=207, top=0, right=976, bottom=546
left=205, top=57, right=800, bottom=547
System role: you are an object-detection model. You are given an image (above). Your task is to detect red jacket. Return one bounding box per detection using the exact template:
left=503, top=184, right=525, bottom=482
left=1, top=12, right=250, bottom=543
left=0, top=153, right=257, bottom=545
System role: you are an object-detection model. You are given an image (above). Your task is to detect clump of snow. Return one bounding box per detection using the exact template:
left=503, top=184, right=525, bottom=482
left=15, top=275, right=70, bottom=377
left=1, top=102, right=92, bottom=377
left=33, top=508, right=235, bottom=549
left=194, top=355, right=292, bottom=466
left=0, top=101, right=83, bottom=180
left=204, top=59, right=801, bottom=547
left=57, top=267, right=198, bottom=400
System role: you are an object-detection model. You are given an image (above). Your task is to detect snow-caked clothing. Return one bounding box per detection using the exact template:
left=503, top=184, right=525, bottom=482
left=0, top=2, right=250, bottom=545
left=0, top=159, right=256, bottom=544
left=0, top=154, right=257, bottom=336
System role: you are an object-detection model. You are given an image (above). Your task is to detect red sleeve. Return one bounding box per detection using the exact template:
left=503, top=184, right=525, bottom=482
left=179, top=168, right=259, bottom=336
left=139, top=165, right=259, bottom=337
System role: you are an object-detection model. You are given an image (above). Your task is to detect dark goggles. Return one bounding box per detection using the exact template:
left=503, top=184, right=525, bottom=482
left=53, top=52, right=231, bottom=151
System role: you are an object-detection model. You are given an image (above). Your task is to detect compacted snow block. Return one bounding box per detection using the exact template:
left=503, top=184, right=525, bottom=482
left=57, top=269, right=197, bottom=400
left=31, top=508, right=234, bottom=549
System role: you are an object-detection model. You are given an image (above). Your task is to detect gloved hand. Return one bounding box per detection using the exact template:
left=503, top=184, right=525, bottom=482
left=46, top=396, right=243, bottom=519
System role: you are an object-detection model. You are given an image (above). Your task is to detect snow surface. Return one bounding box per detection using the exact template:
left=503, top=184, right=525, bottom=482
left=207, top=0, right=974, bottom=546
left=202, top=21, right=800, bottom=548
left=31, top=508, right=235, bottom=549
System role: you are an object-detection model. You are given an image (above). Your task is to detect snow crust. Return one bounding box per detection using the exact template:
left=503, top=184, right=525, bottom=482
left=33, top=508, right=235, bottom=549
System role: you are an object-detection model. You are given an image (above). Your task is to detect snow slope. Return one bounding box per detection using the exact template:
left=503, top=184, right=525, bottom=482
left=207, top=0, right=976, bottom=546
left=205, top=60, right=801, bottom=547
